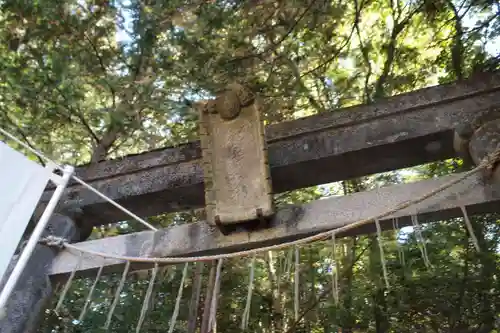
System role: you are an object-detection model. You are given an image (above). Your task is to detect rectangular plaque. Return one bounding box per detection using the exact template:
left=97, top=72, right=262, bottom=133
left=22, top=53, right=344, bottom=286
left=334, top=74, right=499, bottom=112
left=199, top=100, right=273, bottom=226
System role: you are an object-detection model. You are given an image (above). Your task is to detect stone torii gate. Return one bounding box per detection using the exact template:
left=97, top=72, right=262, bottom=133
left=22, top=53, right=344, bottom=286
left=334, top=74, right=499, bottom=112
left=1, top=71, right=500, bottom=332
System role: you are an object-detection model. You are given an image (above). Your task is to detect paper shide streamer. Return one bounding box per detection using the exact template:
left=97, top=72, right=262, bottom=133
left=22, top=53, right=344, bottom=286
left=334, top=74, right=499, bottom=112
left=104, top=260, right=131, bottom=330
left=375, top=219, right=390, bottom=290
left=135, top=264, right=159, bottom=333
left=241, top=255, right=256, bottom=330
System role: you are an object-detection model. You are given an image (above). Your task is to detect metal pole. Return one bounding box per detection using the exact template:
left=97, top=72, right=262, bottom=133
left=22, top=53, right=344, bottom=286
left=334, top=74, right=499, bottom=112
left=0, top=165, right=74, bottom=313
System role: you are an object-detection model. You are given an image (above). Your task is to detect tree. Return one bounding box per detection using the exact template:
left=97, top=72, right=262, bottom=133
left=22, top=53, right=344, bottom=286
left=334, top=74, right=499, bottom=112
left=0, top=0, right=498, bottom=332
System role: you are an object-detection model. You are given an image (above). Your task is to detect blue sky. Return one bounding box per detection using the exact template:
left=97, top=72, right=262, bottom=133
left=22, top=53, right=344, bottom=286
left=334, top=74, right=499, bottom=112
left=115, top=0, right=134, bottom=45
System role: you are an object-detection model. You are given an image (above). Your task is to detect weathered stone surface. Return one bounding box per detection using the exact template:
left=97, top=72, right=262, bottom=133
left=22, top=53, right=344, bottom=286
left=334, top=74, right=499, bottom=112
left=199, top=92, right=273, bottom=226
left=41, top=71, right=500, bottom=226
left=453, top=106, right=500, bottom=163
left=469, top=118, right=500, bottom=182
left=0, top=214, right=80, bottom=333
left=50, top=171, right=500, bottom=279
left=469, top=118, right=500, bottom=163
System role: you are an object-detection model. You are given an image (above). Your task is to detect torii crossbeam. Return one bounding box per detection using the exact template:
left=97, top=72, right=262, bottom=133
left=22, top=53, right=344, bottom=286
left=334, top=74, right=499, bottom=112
left=47, top=71, right=500, bottom=279
left=3, top=71, right=500, bottom=333
left=39, top=70, right=500, bottom=227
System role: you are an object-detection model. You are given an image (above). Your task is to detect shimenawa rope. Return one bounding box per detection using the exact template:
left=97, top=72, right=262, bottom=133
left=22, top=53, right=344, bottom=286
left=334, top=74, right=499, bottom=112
left=4, top=125, right=498, bottom=265
left=54, top=148, right=499, bottom=264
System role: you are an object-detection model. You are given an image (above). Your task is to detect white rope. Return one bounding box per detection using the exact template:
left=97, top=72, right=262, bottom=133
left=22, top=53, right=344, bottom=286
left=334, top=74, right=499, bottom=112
left=460, top=205, right=481, bottom=252
left=58, top=153, right=494, bottom=265
left=331, top=234, right=339, bottom=305
left=78, top=265, right=104, bottom=322
left=136, top=264, right=159, bottom=333
left=168, top=263, right=189, bottom=333
left=276, top=252, right=282, bottom=300
left=71, top=175, right=158, bottom=231
left=285, top=248, right=293, bottom=276
left=7, top=122, right=497, bottom=266
left=209, top=259, right=224, bottom=331
left=294, top=246, right=300, bottom=321
left=241, top=255, right=256, bottom=330
left=375, top=219, right=390, bottom=290
left=54, top=252, right=83, bottom=314
left=39, top=235, right=67, bottom=249
left=0, top=127, right=158, bottom=231
left=104, top=260, right=131, bottom=329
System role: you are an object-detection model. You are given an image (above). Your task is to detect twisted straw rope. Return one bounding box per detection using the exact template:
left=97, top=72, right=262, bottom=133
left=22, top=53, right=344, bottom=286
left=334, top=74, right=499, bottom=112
left=61, top=150, right=500, bottom=264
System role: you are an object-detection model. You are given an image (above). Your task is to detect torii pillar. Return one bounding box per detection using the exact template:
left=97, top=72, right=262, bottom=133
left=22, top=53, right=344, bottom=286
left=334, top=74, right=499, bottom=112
left=0, top=211, right=89, bottom=333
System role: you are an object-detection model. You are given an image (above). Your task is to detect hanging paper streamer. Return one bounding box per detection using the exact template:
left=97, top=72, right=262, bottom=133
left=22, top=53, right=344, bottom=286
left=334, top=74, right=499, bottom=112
left=374, top=219, right=390, bottom=290
left=78, top=265, right=104, bottom=322
left=460, top=205, right=481, bottom=252
left=285, top=248, right=293, bottom=276
left=55, top=252, right=83, bottom=314
left=241, top=255, right=256, bottom=330
left=168, top=263, right=189, bottom=333
left=294, top=246, right=300, bottom=321
left=136, top=264, right=159, bottom=333
left=276, top=252, right=282, bottom=301
left=331, top=234, right=339, bottom=305
left=209, top=259, right=224, bottom=331
left=105, top=260, right=131, bottom=330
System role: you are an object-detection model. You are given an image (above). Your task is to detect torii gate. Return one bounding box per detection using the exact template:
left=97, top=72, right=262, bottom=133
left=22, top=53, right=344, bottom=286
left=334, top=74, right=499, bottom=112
left=1, top=70, right=500, bottom=332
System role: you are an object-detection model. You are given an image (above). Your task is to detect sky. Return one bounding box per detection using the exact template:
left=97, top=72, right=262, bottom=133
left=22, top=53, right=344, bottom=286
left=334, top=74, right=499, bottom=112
left=115, top=0, right=134, bottom=45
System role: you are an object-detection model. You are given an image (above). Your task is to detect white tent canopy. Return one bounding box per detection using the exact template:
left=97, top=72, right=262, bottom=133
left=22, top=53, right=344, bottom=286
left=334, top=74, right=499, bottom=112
left=0, top=141, right=55, bottom=282
left=0, top=141, right=73, bottom=312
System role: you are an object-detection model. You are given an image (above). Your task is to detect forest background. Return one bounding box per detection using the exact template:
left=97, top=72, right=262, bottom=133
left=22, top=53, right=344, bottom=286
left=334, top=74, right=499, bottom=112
left=0, top=0, right=499, bottom=332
